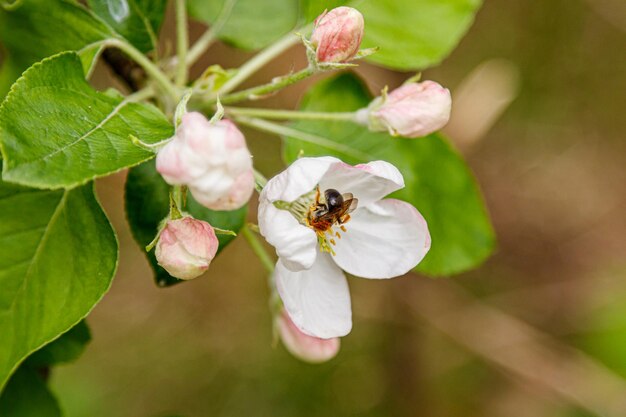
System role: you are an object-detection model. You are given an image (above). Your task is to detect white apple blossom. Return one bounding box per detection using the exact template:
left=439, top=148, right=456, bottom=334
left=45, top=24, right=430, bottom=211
left=258, top=157, right=431, bottom=339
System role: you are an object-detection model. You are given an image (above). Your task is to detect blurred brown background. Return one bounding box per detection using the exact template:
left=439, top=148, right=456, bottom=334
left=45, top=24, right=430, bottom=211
left=51, top=0, right=626, bottom=416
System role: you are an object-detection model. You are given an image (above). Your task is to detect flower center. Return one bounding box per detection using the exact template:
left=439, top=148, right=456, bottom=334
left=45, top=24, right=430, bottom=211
left=308, top=186, right=358, bottom=255
left=274, top=186, right=358, bottom=255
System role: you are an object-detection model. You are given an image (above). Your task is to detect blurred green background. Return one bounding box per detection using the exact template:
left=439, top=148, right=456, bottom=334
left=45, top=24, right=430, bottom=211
left=43, top=0, right=626, bottom=416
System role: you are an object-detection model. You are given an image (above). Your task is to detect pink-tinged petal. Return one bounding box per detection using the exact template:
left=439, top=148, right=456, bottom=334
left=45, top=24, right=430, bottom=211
left=275, top=255, right=352, bottom=339
left=332, top=199, right=430, bottom=279
left=225, top=147, right=253, bottom=175
left=206, top=170, right=255, bottom=211
left=217, top=119, right=247, bottom=149
left=258, top=200, right=318, bottom=271
left=155, top=139, right=192, bottom=184
left=178, top=112, right=212, bottom=145
left=262, top=157, right=340, bottom=203
left=277, top=309, right=340, bottom=363
left=188, top=169, right=234, bottom=208
left=319, top=160, right=405, bottom=207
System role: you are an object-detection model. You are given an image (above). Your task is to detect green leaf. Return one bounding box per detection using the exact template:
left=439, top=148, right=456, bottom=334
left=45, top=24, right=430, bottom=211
left=188, top=0, right=300, bottom=50
left=0, top=0, right=115, bottom=96
left=0, top=170, right=118, bottom=390
left=302, top=0, right=482, bottom=70
left=26, top=321, right=91, bottom=367
left=87, top=0, right=168, bottom=52
left=299, top=0, right=347, bottom=22
left=0, top=51, right=173, bottom=189
left=282, top=73, right=495, bottom=276
left=125, top=160, right=248, bottom=287
left=0, top=365, right=61, bottom=417
left=358, top=0, right=482, bottom=70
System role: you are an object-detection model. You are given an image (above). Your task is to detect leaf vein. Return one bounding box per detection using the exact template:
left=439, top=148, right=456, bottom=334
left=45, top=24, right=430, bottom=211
left=6, top=191, right=68, bottom=314
left=9, top=96, right=134, bottom=170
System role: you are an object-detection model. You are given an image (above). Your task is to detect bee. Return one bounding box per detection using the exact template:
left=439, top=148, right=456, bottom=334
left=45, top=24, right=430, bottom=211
left=307, top=187, right=358, bottom=235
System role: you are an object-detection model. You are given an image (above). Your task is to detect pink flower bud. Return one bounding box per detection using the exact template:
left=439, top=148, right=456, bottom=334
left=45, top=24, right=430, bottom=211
left=155, top=217, right=219, bottom=280
left=357, top=81, right=452, bottom=138
left=156, top=112, right=254, bottom=210
left=311, top=7, right=364, bottom=63
left=276, top=309, right=340, bottom=363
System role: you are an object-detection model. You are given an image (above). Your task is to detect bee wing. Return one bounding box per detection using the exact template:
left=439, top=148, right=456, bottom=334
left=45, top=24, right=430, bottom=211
left=341, top=192, right=354, bottom=201
left=315, top=212, right=339, bottom=223
left=345, top=198, right=358, bottom=214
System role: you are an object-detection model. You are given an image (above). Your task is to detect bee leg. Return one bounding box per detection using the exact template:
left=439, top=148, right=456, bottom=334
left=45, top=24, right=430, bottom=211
left=335, top=231, right=341, bottom=239
left=340, top=225, right=347, bottom=233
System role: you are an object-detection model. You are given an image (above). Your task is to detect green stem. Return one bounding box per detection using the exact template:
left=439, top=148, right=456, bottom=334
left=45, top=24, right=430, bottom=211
left=171, top=185, right=184, bottom=214
left=126, top=87, right=156, bottom=103
left=1, top=0, right=23, bottom=10
left=253, top=168, right=268, bottom=187
left=174, top=0, right=189, bottom=86
left=242, top=224, right=275, bottom=273
left=253, top=168, right=268, bottom=193
left=217, top=24, right=312, bottom=95
left=227, top=107, right=357, bottom=122
left=104, top=38, right=179, bottom=101
left=217, top=67, right=314, bottom=105
left=186, top=0, right=236, bottom=66
left=233, top=116, right=372, bottom=161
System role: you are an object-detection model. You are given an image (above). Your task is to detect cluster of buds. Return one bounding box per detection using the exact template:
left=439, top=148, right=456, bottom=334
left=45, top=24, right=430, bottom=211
left=151, top=112, right=255, bottom=280
left=307, top=7, right=451, bottom=138
left=156, top=112, right=255, bottom=211
left=357, top=80, right=452, bottom=138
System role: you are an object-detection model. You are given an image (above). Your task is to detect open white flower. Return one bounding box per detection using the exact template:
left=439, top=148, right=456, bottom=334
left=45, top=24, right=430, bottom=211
left=258, top=157, right=431, bottom=339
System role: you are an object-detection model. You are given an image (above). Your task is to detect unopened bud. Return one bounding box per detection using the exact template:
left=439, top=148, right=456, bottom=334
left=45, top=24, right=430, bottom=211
left=311, top=7, right=364, bottom=63
left=156, top=112, right=255, bottom=210
left=276, top=309, right=340, bottom=363
left=155, top=217, right=219, bottom=280
left=357, top=80, right=452, bottom=138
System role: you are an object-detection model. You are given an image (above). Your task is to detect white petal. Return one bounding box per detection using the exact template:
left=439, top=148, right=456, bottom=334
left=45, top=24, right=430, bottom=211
left=319, top=160, right=404, bottom=207
left=275, top=255, right=352, bottom=339
left=332, top=199, right=430, bottom=279
left=258, top=199, right=317, bottom=271
left=263, top=157, right=340, bottom=203
left=189, top=168, right=233, bottom=195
